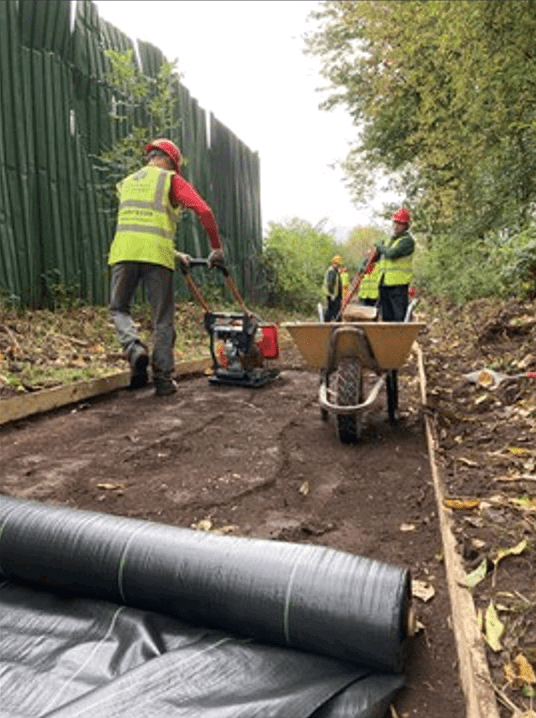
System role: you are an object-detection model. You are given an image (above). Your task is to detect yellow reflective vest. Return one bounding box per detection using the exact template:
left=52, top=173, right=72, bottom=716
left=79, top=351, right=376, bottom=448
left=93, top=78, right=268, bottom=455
left=379, top=233, right=413, bottom=286
left=108, top=166, right=181, bottom=270
left=358, top=262, right=381, bottom=300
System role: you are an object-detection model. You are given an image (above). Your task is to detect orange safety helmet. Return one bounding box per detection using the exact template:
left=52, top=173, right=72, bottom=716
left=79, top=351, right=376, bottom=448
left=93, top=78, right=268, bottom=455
left=146, top=138, right=182, bottom=172
left=332, top=255, right=343, bottom=266
left=392, top=208, right=411, bottom=225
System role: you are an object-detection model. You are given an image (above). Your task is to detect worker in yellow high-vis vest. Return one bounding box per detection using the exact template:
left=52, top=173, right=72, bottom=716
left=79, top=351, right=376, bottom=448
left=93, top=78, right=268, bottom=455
left=108, top=138, right=224, bottom=397
left=323, top=255, right=343, bottom=322
left=357, top=260, right=380, bottom=307
left=374, top=208, right=414, bottom=322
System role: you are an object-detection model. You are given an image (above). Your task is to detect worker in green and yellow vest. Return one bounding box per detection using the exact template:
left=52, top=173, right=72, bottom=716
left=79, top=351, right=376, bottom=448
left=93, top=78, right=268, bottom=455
left=374, top=208, right=415, bottom=322
left=323, top=255, right=343, bottom=322
left=108, top=138, right=224, bottom=396
left=357, top=260, right=380, bottom=307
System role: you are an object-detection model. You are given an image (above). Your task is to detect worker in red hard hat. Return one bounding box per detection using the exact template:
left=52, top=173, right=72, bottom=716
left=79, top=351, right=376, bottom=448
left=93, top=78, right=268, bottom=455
left=373, top=207, right=415, bottom=322
left=108, top=137, right=224, bottom=397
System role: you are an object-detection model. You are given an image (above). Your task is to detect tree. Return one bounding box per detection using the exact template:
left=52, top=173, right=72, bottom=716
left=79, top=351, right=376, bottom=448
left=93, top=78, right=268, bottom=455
left=306, top=0, right=536, bottom=240
left=261, top=218, right=339, bottom=310
left=342, top=226, right=389, bottom=267
left=95, top=50, right=183, bottom=221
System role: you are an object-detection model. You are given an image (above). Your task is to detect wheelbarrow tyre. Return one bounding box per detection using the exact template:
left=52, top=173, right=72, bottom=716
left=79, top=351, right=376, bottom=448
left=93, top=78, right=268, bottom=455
left=386, top=369, right=398, bottom=423
left=334, top=358, right=364, bottom=444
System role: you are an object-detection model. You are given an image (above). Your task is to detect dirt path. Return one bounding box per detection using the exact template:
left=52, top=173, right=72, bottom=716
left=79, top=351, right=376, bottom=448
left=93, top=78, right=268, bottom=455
left=0, top=345, right=465, bottom=717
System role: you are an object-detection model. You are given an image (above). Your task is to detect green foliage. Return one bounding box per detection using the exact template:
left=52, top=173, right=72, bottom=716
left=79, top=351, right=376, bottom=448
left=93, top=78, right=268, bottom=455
left=307, top=0, right=536, bottom=252
left=342, top=226, right=389, bottom=267
left=261, top=218, right=339, bottom=311
left=41, top=269, right=83, bottom=310
left=95, top=50, right=184, bottom=210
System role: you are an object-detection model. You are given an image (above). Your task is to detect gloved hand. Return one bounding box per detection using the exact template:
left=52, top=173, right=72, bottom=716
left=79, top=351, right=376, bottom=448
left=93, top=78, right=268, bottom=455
left=174, top=251, right=191, bottom=269
left=208, top=248, right=225, bottom=269
left=374, top=241, right=386, bottom=255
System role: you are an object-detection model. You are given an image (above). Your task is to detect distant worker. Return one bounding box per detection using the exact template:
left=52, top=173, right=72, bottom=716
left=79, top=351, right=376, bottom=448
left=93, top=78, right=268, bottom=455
left=357, top=257, right=381, bottom=307
left=340, top=265, right=350, bottom=301
left=323, top=255, right=343, bottom=321
left=374, top=208, right=415, bottom=321
left=108, top=138, right=224, bottom=396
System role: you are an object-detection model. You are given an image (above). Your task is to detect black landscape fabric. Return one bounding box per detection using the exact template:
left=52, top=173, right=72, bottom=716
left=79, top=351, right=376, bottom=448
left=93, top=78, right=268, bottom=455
left=0, top=496, right=410, bottom=718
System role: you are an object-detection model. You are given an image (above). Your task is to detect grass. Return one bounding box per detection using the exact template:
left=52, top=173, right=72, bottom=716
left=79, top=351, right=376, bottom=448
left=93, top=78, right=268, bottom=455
left=0, top=298, right=313, bottom=396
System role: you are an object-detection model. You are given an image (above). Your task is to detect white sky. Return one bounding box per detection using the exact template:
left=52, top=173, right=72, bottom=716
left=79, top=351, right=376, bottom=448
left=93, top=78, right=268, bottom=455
left=93, top=0, right=398, bottom=239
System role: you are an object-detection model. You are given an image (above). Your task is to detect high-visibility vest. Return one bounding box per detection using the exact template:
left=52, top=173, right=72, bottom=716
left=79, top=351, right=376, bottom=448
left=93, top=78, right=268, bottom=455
left=380, top=233, right=413, bottom=286
left=108, top=166, right=181, bottom=270
left=323, top=266, right=341, bottom=299
left=340, top=269, right=350, bottom=298
left=358, top=262, right=381, bottom=300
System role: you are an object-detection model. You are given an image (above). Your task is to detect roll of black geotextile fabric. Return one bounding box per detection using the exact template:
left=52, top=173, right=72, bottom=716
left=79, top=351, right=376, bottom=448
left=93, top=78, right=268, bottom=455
left=0, top=496, right=411, bottom=718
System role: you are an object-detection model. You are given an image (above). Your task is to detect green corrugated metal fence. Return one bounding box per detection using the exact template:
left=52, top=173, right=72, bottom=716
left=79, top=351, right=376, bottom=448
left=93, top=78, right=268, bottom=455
left=0, top=0, right=262, bottom=308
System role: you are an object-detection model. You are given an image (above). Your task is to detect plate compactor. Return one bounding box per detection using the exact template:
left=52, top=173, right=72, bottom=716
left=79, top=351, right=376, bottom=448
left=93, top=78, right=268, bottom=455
left=179, top=258, right=280, bottom=388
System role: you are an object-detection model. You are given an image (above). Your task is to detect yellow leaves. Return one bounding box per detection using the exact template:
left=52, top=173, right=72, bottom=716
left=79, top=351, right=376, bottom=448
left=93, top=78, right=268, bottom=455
left=96, top=482, right=126, bottom=491
left=444, top=497, right=480, bottom=510
left=508, top=446, right=533, bottom=456
left=483, top=600, right=504, bottom=652
left=462, top=540, right=528, bottom=589
left=412, top=579, right=435, bottom=603
left=298, top=480, right=310, bottom=496
left=492, top=540, right=528, bottom=570
left=190, top=518, right=238, bottom=535
left=503, top=654, right=536, bottom=689
left=463, top=558, right=488, bottom=589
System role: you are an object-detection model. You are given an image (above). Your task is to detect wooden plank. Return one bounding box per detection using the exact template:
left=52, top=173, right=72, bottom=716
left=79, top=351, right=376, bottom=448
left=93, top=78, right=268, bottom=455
left=415, top=343, right=500, bottom=718
left=0, top=357, right=210, bottom=426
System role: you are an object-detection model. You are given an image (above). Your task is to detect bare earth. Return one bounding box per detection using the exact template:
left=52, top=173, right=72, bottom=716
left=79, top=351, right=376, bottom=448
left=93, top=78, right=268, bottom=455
left=0, top=338, right=465, bottom=718
left=2, top=297, right=536, bottom=717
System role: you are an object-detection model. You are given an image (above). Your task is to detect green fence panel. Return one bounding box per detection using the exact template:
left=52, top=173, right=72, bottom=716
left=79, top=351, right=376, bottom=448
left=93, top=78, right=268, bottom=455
left=0, top=0, right=261, bottom=308
left=18, top=0, right=71, bottom=55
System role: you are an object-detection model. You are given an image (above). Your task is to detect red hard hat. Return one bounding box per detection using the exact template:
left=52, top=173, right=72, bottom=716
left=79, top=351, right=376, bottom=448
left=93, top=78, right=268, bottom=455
left=146, top=138, right=182, bottom=172
left=393, top=208, right=411, bottom=224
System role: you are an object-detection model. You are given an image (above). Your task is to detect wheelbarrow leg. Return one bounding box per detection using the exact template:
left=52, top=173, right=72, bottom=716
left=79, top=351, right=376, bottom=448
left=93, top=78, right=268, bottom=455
left=334, top=358, right=364, bottom=443
left=386, top=369, right=398, bottom=422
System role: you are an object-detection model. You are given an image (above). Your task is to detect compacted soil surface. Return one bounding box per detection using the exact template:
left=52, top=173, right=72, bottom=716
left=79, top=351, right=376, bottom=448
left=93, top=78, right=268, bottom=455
left=1, top=296, right=536, bottom=717
left=0, top=336, right=464, bottom=718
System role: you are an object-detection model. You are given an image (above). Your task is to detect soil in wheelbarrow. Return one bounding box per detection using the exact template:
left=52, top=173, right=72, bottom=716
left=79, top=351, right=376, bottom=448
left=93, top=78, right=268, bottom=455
left=0, top=341, right=465, bottom=718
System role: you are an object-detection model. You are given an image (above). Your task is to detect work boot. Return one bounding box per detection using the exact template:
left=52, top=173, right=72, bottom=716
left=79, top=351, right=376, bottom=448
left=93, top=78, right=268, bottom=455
left=154, top=377, right=178, bottom=397
left=129, top=342, right=149, bottom=389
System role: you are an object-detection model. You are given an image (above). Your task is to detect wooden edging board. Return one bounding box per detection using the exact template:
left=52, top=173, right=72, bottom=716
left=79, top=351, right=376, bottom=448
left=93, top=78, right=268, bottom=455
left=414, top=342, right=500, bottom=718
left=0, top=357, right=211, bottom=427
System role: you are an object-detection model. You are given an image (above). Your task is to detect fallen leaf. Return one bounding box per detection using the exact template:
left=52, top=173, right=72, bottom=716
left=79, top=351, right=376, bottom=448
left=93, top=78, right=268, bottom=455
left=493, top=540, right=528, bottom=569
left=457, top=457, right=479, bottom=467
left=213, top=524, right=238, bottom=535
left=191, top=519, right=213, bottom=531
left=510, top=496, right=536, bottom=511
left=514, top=654, right=536, bottom=684
left=298, top=481, right=310, bottom=496
left=412, top=579, right=435, bottom=602
left=484, top=601, right=504, bottom=652
left=444, top=497, right=481, bottom=510
left=400, top=523, right=416, bottom=532
left=509, top=447, right=532, bottom=456
left=96, top=482, right=126, bottom=491
left=463, top=558, right=489, bottom=588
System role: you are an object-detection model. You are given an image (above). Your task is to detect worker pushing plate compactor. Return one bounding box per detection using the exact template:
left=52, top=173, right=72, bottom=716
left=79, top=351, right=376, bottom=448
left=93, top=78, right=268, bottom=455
left=0, top=496, right=414, bottom=718
left=180, top=257, right=280, bottom=388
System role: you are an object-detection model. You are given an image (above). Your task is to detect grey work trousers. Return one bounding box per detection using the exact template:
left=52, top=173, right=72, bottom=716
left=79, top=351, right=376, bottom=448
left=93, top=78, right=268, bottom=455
left=110, top=262, right=176, bottom=380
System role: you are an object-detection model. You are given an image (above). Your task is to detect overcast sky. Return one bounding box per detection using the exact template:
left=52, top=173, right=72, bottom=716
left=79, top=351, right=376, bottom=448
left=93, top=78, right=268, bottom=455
left=93, top=0, right=398, bottom=238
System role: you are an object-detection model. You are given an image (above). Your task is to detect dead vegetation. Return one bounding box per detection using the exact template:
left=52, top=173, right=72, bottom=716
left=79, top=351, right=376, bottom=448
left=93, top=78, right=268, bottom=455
left=421, top=296, right=536, bottom=716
